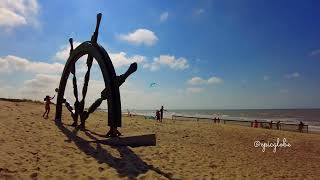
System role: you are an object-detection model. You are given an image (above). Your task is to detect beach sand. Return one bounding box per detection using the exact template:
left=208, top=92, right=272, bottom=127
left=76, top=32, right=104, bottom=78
left=0, top=100, right=320, bottom=179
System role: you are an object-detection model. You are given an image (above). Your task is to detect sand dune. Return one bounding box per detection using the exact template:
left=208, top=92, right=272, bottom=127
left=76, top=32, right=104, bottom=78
left=0, top=100, right=320, bottom=179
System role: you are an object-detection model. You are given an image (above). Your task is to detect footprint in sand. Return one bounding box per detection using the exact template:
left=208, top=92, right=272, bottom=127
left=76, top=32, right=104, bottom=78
left=0, top=174, right=15, bottom=180
left=30, top=172, right=38, bottom=179
left=0, top=168, right=18, bottom=174
left=209, top=163, right=218, bottom=169
left=87, top=176, right=95, bottom=180
left=98, top=167, right=104, bottom=172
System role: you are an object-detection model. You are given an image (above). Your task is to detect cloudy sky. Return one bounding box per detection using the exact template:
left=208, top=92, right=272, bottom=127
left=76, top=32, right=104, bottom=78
left=1, top=0, right=320, bottom=109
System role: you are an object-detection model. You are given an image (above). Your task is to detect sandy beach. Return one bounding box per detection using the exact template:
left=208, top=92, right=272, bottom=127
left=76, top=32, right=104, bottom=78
left=1, top=99, right=320, bottom=179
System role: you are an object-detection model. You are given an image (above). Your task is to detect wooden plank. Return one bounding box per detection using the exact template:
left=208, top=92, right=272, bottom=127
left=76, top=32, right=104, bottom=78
left=88, top=134, right=156, bottom=147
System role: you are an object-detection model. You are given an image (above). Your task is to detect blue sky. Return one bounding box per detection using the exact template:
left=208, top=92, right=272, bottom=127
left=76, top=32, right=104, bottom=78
left=1, top=0, right=320, bottom=109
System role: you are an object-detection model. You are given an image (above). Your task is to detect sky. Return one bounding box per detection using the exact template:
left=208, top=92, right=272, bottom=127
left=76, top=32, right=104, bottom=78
left=1, top=0, right=320, bottom=109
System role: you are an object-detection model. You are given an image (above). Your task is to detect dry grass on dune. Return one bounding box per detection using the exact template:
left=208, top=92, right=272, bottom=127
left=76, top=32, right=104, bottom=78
left=0, top=100, right=320, bottom=179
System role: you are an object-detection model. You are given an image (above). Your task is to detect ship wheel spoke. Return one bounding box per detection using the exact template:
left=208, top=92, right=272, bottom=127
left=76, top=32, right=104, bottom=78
left=69, top=39, right=79, bottom=126
left=81, top=88, right=108, bottom=122
left=62, top=98, right=78, bottom=125
left=80, top=56, right=93, bottom=106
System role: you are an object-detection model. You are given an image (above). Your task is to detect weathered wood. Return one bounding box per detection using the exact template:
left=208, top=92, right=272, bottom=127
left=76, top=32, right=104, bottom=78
left=89, top=134, right=156, bottom=147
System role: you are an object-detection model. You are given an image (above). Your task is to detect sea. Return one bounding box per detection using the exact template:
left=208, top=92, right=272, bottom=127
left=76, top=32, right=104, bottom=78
left=128, top=109, right=320, bottom=132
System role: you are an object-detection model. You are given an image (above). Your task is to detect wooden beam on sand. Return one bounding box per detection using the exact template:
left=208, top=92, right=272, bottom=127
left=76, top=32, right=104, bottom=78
left=87, top=134, right=156, bottom=147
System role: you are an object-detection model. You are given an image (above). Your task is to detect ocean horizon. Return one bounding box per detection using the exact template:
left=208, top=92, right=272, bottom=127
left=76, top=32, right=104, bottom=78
left=124, top=108, right=320, bottom=127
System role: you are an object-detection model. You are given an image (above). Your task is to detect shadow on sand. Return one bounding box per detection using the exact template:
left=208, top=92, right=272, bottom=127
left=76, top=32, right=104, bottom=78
left=55, top=120, right=176, bottom=180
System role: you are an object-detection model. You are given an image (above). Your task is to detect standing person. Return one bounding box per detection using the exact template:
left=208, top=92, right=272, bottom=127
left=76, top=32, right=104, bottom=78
left=298, top=121, right=304, bottom=133
left=160, top=106, right=167, bottom=122
left=42, top=95, right=55, bottom=119
left=253, top=120, right=259, bottom=128
left=276, top=121, right=281, bottom=130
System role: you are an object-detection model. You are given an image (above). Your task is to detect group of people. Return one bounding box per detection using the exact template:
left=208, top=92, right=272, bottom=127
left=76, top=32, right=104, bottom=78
left=213, top=117, right=220, bottom=123
left=43, top=94, right=307, bottom=133
left=251, top=120, right=281, bottom=130
left=252, top=120, right=305, bottom=132
left=155, top=106, right=166, bottom=122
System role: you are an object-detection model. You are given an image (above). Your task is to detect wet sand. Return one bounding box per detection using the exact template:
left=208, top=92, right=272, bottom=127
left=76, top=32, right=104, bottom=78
left=0, top=100, right=320, bottom=179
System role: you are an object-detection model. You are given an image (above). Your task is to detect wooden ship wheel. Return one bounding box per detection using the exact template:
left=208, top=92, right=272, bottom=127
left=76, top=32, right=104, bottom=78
left=55, top=13, right=137, bottom=137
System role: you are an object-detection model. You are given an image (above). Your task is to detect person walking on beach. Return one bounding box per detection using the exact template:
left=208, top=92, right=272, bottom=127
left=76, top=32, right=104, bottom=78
left=42, top=95, right=55, bottom=119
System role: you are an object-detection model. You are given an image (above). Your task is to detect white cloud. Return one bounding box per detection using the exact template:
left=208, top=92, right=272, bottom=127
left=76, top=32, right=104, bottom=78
left=186, top=87, right=204, bottom=93
left=23, top=74, right=60, bottom=90
left=54, top=42, right=93, bottom=75
left=109, top=52, right=146, bottom=68
left=185, top=76, right=222, bottom=95
left=0, top=7, right=26, bottom=27
left=208, top=77, right=223, bottom=84
left=284, top=72, right=300, bottom=79
left=160, top=12, right=169, bottom=22
left=0, top=73, right=61, bottom=100
left=54, top=42, right=146, bottom=69
left=0, top=0, right=39, bottom=28
left=263, top=75, right=271, bottom=80
left=187, top=77, right=206, bottom=85
left=194, top=8, right=205, bottom=15
left=17, top=73, right=107, bottom=106
left=118, top=29, right=158, bottom=46
left=309, top=49, right=320, bottom=57
left=187, top=76, right=223, bottom=85
left=0, top=55, right=64, bottom=74
left=54, top=42, right=82, bottom=61
left=143, top=55, right=189, bottom=71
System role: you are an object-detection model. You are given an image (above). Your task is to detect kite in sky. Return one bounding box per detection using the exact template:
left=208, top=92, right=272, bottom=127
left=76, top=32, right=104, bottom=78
left=149, top=82, right=157, bottom=88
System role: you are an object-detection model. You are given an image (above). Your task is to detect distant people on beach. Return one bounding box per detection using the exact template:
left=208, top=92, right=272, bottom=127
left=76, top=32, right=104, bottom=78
left=156, top=110, right=161, bottom=122
left=213, top=117, right=220, bottom=123
left=252, top=120, right=259, bottom=128
left=160, top=106, right=167, bottom=121
left=298, top=121, right=304, bottom=133
left=127, top=109, right=132, bottom=117
left=276, top=121, right=281, bottom=130
left=269, top=121, right=273, bottom=129
left=42, top=95, right=55, bottom=119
